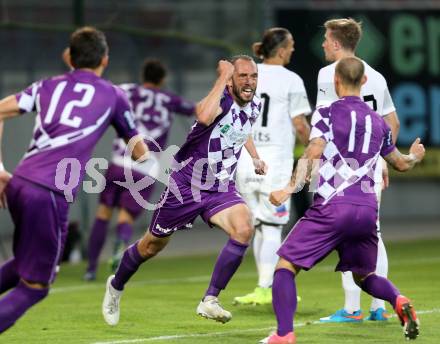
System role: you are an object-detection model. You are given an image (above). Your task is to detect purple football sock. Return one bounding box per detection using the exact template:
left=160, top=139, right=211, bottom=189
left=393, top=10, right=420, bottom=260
left=360, top=274, right=400, bottom=309
left=0, top=259, right=20, bottom=294
left=205, top=238, right=248, bottom=298
left=0, top=281, right=48, bottom=333
left=273, top=268, right=297, bottom=336
left=111, top=241, right=145, bottom=291
left=86, top=218, right=109, bottom=273
left=116, top=223, right=133, bottom=245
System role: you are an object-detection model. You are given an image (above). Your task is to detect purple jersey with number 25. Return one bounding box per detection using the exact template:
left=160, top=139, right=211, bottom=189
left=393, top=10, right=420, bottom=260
left=14, top=69, right=138, bottom=199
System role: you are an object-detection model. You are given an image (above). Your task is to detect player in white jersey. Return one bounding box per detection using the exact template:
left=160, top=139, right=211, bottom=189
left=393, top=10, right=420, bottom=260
left=234, top=28, right=311, bottom=306
left=317, top=18, right=401, bottom=323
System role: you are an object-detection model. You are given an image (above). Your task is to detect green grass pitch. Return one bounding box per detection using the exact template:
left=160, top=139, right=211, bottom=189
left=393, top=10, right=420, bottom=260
left=2, top=239, right=440, bottom=343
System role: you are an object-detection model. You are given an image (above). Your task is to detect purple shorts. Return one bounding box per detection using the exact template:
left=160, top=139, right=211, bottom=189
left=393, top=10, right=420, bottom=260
left=6, top=176, right=69, bottom=284
left=278, top=202, right=378, bottom=276
left=99, top=163, right=155, bottom=219
left=149, top=173, right=245, bottom=237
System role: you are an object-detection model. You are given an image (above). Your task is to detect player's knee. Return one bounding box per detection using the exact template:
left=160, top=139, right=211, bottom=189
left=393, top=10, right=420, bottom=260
left=21, top=279, right=50, bottom=295
left=352, top=272, right=372, bottom=287
left=96, top=204, right=112, bottom=220
left=231, top=220, right=254, bottom=243
left=137, top=240, right=161, bottom=258
left=138, top=233, right=168, bottom=258
left=118, top=208, right=135, bottom=224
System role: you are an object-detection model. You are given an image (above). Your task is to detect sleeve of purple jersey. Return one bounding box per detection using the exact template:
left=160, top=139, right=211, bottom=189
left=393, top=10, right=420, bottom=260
left=309, top=107, right=331, bottom=142
left=15, top=82, right=41, bottom=114
left=380, top=120, right=396, bottom=157
left=170, top=94, right=195, bottom=116
left=111, top=86, right=139, bottom=140
left=219, top=89, right=234, bottom=116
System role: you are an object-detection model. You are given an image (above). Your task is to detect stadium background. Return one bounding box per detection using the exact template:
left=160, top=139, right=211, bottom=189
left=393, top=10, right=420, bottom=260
left=0, top=0, right=438, bottom=260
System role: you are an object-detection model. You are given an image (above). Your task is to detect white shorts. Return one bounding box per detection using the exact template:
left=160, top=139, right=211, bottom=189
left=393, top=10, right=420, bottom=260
left=236, top=147, right=292, bottom=225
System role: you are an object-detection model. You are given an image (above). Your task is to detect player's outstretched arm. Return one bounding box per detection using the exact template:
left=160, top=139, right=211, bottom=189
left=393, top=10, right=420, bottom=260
left=383, top=138, right=425, bottom=172
left=0, top=95, right=22, bottom=120
left=125, top=134, right=150, bottom=163
left=0, top=95, right=19, bottom=208
left=269, top=137, right=326, bottom=206
left=195, top=60, right=234, bottom=126
left=244, top=136, right=267, bottom=175
left=381, top=111, right=400, bottom=189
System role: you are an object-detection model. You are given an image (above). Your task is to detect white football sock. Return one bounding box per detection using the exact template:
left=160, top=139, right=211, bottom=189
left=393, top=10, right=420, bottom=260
left=257, top=224, right=282, bottom=288
left=370, top=231, right=388, bottom=311
left=342, top=271, right=361, bottom=313
left=253, top=225, right=263, bottom=278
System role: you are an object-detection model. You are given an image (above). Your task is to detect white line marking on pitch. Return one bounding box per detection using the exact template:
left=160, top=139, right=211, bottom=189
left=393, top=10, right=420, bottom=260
left=91, top=308, right=440, bottom=344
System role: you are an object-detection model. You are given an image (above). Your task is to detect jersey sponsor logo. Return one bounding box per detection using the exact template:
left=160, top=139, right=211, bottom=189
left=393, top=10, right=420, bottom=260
left=220, top=123, right=231, bottom=134
left=253, top=131, right=271, bottom=143
left=243, top=176, right=263, bottom=184
left=155, top=223, right=178, bottom=234
left=220, top=123, right=248, bottom=146
left=274, top=204, right=288, bottom=217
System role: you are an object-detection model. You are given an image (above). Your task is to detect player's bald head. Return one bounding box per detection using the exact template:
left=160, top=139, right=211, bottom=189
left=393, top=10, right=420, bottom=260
left=335, top=57, right=365, bottom=89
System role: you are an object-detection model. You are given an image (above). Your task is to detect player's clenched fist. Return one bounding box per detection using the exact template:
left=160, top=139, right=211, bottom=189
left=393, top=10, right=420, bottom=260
left=409, top=138, right=425, bottom=162
left=269, top=189, right=290, bottom=207
left=217, top=60, right=234, bottom=80
left=253, top=158, right=268, bottom=175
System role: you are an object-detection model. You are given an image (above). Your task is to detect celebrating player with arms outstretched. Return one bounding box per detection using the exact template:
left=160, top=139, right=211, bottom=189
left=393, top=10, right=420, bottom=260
left=0, top=27, right=148, bottom=333
left=261, top=56, right=423, bottom=344
left=234, top=27, right=311, bottom=306
left=317, top=18, right=401, bottom=323
left=102, top=55, right=267, bottom=326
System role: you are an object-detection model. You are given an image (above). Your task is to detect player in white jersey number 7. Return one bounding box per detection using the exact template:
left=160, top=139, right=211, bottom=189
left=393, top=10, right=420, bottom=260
left=234, top=27, right=311, bottom=307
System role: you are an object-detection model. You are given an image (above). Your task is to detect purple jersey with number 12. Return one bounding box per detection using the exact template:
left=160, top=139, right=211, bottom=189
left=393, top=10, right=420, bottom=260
left=14, top=69, right=138, bottom=198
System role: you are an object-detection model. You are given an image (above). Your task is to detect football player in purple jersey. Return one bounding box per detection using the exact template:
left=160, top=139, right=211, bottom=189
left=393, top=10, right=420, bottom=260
left=102, top=55, right=268, bottom=326
left=261, top=57, right=423, bottom=344
left=83, top=59, right=195, bottom=281
left=0, top=26, right=149, bottom=333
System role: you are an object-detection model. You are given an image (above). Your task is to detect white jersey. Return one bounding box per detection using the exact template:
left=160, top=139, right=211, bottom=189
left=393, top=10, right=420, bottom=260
left=251, top=63, right=311, bottom=157
left=316, top=59, right=396, bottom=188
left=316, top=60, right=396, bottom=116
left=236, top=64, right=311, bottom=224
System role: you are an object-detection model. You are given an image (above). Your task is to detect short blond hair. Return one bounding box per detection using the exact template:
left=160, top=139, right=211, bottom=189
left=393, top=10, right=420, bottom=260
left=335, top=56, right=365, bottom=88
left=324, top=18, right=362, bottom=52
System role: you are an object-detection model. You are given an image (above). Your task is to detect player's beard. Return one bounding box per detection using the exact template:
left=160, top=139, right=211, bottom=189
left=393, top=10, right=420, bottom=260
left=232, top=83, right=255, bottom=106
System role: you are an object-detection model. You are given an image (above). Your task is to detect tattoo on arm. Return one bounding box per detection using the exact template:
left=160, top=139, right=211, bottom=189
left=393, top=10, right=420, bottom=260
left=384, top=149, right=417, bottom=172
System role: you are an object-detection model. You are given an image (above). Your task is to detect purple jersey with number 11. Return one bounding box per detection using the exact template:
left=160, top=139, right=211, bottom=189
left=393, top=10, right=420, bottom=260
left=278, top=96, right=396, bottom=274
left=14, top=69, right=138, bottom=198
left=310, top=96, right=395, bottom=209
